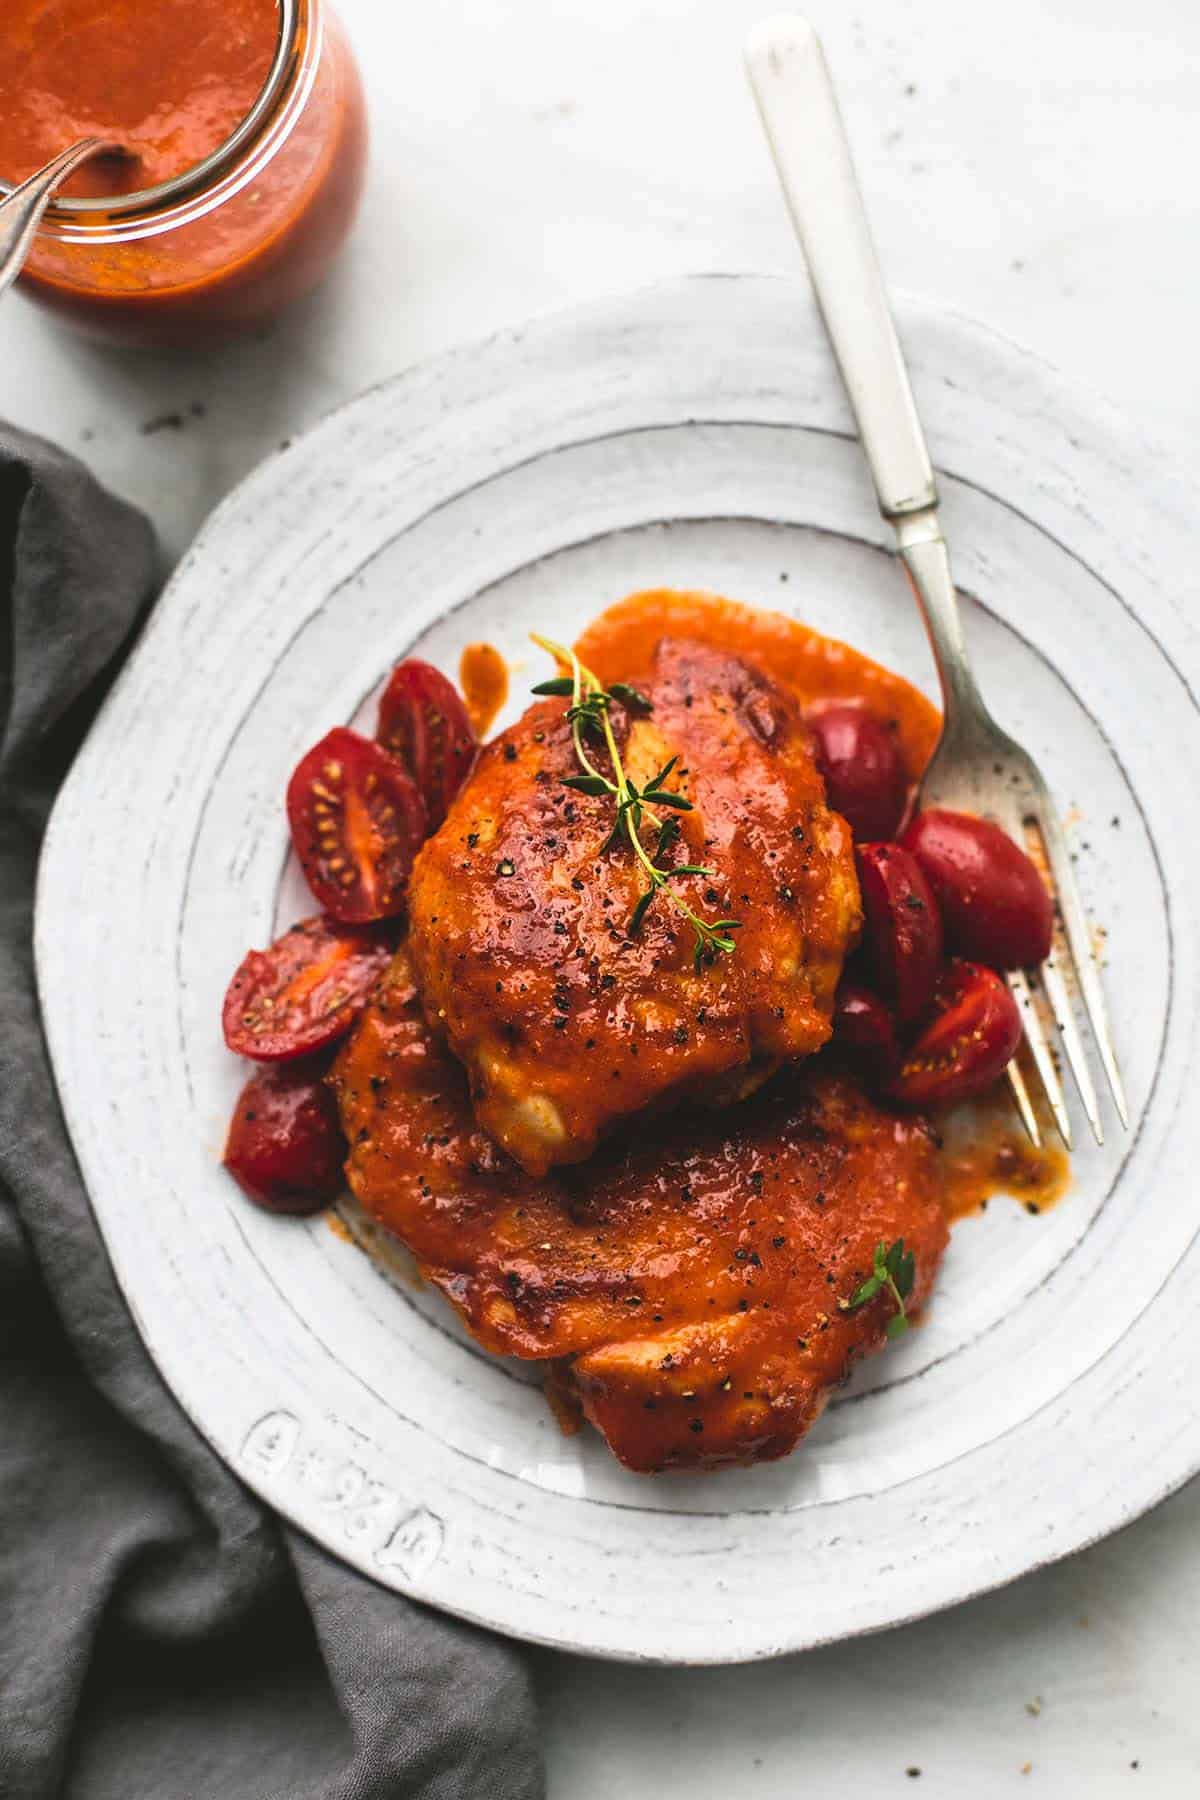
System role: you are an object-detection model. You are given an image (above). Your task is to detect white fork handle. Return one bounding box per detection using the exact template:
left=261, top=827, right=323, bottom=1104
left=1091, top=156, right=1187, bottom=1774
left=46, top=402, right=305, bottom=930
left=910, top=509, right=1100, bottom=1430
left=746, top=15, right=989, bottom=725
left=745, top=16, right=937, bottom=522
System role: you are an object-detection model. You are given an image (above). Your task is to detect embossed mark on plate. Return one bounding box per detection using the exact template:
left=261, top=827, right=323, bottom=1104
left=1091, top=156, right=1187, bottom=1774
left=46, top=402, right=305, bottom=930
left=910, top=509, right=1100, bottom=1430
left=242, top=1409, right=300, bottom=1475
left=240, top=1411, right=446, bottom=1577
left=375, top=1506, right=445, bottom=1580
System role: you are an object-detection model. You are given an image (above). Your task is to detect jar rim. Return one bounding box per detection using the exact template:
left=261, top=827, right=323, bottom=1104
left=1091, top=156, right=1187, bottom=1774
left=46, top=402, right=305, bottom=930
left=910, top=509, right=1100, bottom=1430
left=0, top=0, right=301, bottom=222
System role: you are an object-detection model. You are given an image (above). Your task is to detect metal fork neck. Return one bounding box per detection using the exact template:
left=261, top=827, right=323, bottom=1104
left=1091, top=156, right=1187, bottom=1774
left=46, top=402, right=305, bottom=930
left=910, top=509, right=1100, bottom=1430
left=892, top=507, right=986, bottom=727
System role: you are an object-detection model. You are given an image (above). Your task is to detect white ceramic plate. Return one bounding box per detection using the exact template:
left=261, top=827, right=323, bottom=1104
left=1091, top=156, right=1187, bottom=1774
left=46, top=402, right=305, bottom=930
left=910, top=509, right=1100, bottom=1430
left=37, top=277, right=1200, bottom=1664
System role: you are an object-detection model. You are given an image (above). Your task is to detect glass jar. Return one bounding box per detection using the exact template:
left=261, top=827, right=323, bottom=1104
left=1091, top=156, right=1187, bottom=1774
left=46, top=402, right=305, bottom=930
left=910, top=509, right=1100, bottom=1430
left=3, top=0, right=367, bottom=349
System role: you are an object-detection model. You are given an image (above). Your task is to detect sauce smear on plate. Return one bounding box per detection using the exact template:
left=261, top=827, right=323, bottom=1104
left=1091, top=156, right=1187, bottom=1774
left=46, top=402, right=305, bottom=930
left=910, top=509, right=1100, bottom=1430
left=938, top=1085, right=1070, bottom=1221
left=458, top=642, right=509, bottom=739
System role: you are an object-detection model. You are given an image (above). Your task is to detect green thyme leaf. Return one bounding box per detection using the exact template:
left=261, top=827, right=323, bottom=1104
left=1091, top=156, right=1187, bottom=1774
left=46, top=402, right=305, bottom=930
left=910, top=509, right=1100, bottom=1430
left=561, top=774, right=611, bottom=796
left=849, top=1273, right=883, bottom=1307
left=629, top=888, right=657, bottom=936
left=599, top=816, right=626, bottom=855
left=655, top=816, right=682, bottom=859
left=530, top=633, right=740, bottom=975
left=849, top=1237, right=916, bottom=1337
left=609, top=681, right=653, bottom=715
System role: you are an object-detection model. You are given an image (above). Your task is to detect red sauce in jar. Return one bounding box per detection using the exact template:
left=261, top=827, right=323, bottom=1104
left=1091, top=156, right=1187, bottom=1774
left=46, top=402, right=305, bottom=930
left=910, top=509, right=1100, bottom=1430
left=0, top=0, right=279, bottom=198
left=0, top=0, right=367, bottom=347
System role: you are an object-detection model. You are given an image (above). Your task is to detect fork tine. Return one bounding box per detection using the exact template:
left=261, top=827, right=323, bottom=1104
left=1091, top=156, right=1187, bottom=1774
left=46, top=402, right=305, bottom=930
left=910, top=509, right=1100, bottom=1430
left=1005, top=1052, right=1042, bottom=1150
left=1031, top=807, right=1129, bottom=1129
left=1038, top=955, right=1104, bottom=1146
left=1006, top=970, right=1071, bottom=1150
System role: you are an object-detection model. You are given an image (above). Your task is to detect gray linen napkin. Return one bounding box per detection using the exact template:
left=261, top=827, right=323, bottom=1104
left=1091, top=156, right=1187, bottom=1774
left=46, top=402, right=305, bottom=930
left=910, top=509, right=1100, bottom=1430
left=0, top=422, right=543, bottom=1800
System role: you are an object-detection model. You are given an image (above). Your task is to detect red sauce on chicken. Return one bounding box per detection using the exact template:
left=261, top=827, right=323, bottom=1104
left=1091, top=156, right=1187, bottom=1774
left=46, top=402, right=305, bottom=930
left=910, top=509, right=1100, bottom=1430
left=577, top=587, right=942, bottom=785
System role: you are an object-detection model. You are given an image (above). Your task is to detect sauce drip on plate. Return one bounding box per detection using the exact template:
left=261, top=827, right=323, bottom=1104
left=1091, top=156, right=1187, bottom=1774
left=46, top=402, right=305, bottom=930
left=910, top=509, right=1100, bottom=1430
left=458, top=642, right=509, bottom=739
left=938, top=1083, right=1071, bottom=1221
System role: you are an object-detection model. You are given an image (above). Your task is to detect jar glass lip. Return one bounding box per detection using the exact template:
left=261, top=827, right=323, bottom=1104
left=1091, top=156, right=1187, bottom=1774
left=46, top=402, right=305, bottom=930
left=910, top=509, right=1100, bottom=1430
left=0, top=0, right=300, bottom=220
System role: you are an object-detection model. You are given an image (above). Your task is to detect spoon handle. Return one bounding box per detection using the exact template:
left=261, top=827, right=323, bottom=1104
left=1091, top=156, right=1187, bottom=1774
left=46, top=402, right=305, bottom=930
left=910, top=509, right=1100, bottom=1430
left=0, top=138, right=110, bottom=300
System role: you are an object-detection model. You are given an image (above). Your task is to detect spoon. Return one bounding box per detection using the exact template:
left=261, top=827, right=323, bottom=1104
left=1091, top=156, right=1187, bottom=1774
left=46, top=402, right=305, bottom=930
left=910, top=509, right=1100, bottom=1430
left=0, top=138, right=124, bottom=299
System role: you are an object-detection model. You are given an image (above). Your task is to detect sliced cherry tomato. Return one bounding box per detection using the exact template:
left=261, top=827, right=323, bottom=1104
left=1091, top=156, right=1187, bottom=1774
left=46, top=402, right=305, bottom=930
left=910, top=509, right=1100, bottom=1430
left=901, top=808, right=1053, bottom=970
left=806, top=701, right=908, bottom=841
left=222, top=914, right=394, bottom=1062
left=223, top=1062, right=346, bottom=1214
left=888, top=960, right=1022, bottom=1109
left=833, top=981, right=899, bottom=1078
left=855, top=841, right=944, bottom=1023
left=376, top=659, right=477, bottom=831
left=287, top=727, right=427, bottom=923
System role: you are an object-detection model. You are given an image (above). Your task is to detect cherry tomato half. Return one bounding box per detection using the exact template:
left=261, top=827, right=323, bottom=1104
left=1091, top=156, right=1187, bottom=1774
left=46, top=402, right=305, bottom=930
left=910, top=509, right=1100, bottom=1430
left=833, top=981, right=900, bottom=1079
left=806, top=701, right=908, bottom=842
left=855, top=841, right=944, bottom=1024
left=901, top=808, right=1053, bottom=970
left=887, top=960, right=1022, bottom=1109
left=223, top=1062, right=346, bottom=1214
left=222, top=914, right=394, bottom=1062
left=287, top=728, right=427, bottom=923
left=377, top=659, right=477, bottom=832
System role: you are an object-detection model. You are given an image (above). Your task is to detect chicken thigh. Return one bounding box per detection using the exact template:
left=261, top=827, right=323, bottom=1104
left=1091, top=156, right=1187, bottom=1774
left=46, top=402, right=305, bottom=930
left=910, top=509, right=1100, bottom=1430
left=406, top=637, right=861, bottom=1176
left=332, top=951, right=948, bottom=1473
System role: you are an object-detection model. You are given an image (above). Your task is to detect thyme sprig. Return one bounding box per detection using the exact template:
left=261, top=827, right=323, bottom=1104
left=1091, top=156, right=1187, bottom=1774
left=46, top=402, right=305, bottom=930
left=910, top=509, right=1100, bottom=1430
left=848, top=1239, right=916, bottom=1340
left=531, top=634, right=741, bottom=971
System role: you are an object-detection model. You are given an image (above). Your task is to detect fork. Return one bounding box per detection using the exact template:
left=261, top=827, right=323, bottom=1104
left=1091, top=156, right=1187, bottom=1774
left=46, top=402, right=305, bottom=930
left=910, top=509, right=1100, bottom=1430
left=745, top=15, right=1127, bottom=1149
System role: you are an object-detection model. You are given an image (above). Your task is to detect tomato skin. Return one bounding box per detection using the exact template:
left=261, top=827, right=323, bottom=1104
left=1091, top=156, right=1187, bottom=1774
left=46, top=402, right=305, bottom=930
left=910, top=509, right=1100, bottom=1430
left=901, top=809, right=1053, bottom=970
left=807, top=702, right=907, bottom=841
left=223, top=1062, right=346, bottom=1214
left=222, top=914, right=394, bottom=1062
left=888, top=960, right=1022, bottom=1108
left=833, top=981, right=899, bottom=1078
left=287, top=728, right=427, bottom=923
left=377, top=659, right=477, bottom=831
left=855, top=842, right=944, bottom=1024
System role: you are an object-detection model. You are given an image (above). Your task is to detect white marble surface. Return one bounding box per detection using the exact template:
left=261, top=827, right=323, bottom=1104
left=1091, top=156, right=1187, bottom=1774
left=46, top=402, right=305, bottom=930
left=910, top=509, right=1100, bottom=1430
left=4, top=0, right=1199, bottom=1790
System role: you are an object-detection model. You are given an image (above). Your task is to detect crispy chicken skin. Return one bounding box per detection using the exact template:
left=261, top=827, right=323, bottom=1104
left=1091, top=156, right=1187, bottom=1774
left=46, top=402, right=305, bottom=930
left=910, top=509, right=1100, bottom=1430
left=405, top=638, right=861, bottom=1177
left=331, top=953, right=948, bottom=1473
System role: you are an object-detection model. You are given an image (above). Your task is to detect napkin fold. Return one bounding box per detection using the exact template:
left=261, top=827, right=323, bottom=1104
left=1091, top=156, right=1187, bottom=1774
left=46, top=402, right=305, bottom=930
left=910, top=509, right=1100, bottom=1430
left=0, top=422, right=543, bottom=1800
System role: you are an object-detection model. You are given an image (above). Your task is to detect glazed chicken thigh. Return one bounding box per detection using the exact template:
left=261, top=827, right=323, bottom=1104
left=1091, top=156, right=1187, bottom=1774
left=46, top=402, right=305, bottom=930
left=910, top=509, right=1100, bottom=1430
left=406, top=638, right=861, bottom=1177
left=333, top=952, right=947, bottom=1472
